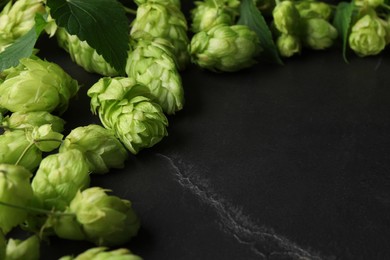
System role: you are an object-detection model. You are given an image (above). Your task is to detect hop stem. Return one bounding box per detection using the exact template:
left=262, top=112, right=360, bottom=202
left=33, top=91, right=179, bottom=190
left=0, top=200, right=74, bottom=217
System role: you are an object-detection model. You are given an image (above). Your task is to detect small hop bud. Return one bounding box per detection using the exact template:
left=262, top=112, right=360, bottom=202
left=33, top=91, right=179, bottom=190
left=0, top=164, right=34, bottom=234
left=27, top=124, right=63, bottom=152
left=56, top=28, right=119, bottom=76
left=126, top=35, right=184, bottom=115
left=59, top=124, right=128, bottom=174
left=31, top=149, right=90, bottom=211
left=190, top=0, right=238, bottom=33
left=349, top=14, right=387, bottom=57
left=272, top=1, right=302, bottom=35
left=0, top=130, right=42, bottom=172
left=190, top=24, right=261, bottom=72
left=0, top=57, right=79, bottom=114
left=88, top=77, right=168, bottom=154
left=277, top=33, right=302, bottom=57
left=59, top=247, right=143, bottom=260
left=54, top=187, right=140, bottom=246
left=2, top=111, right=65, bottom=133
left=302, top=18, right=338, bottom=50
left=295, top=0, right=333, bottom=20
left=5, top=235, right=40, bottom=260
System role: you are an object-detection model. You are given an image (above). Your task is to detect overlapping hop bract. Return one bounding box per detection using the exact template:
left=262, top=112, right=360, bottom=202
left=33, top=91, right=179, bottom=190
left=126, top=33, right=184, bottom=115
left=56, top=27, right=119, bottom=77
left=0, top=57, right=79, bottom=114
left=53, top=187, right=140, bottom=247
left=88, top=77, right=168, bottom=155
left=59, top=247, right=142, bottom=260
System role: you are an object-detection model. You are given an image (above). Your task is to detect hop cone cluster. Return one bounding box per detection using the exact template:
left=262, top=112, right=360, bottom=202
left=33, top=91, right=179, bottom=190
left=0, top=57, right=79, bottom=114
left=56, top=28, right=119, bottom=76
left=126, top=35, right=184, bottom=115
left=0, top=0, right=45, bottom=52
left=131, top=1, right=190, bottom=70
left=190, top=24, right=261, bottom=72
left=54, top=187, right=140, bottom=247
left=59, top=124, right=128, bottom=174
left=87, top=77, right=168, bottom=154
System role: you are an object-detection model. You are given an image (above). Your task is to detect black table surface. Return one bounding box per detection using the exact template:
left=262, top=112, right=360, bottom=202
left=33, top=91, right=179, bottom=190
left=19, top=2, right=390, bottom=259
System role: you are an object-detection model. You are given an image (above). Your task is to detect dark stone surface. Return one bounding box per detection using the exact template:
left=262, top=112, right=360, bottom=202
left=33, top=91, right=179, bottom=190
left=17, top=2, right=390, bottom=259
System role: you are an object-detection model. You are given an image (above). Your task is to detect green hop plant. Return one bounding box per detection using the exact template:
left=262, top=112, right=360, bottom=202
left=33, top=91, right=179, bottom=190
left=0, top=57, right=79, bottom=114
left=0, top=0, right=45, bottom=52
left=1, top=111, right=65, bottom=133
left=56, top=27, right=119, bottom=77
left=190, top=0, right=239, bottom=33
left=31, top=149, right=90, bottom=211
left=0, top=130, right=42, bottom=172
left=295, top=0, right=333, bottom=20
left=5, top=235, right=40, bottom=260
left=130, top=2, right=190, bottom=70
left=125, top=35, right=184, bottom=115
left=54, top=187, right=140, bottom=246
left=190, top=24, right=261, bottom=72
left=277, top=33, right=302, bottom=57
left=349, top=14, right=387, bottom=57
left=59, top=124, right=128, bottom=174
left=272, top=1, right=302, bottom=35
left=26, top=124, right=63, bottom=152
left=59, top=247, right=143, bottom=260
left=87, top=77, right=168, bottom=154
left=301, top=18, right=338, bottom=50
left=0, top=164, right=34, bottom=234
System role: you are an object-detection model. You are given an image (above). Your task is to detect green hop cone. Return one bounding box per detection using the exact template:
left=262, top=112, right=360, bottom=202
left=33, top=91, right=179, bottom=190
left=0, top=0, right=45, bottom=52
left=301, top=18, right=338, bottom=50
left=349, top=14, right=387, bottom=57
left=5, top=235, right=40, bottom=260
left=125, top=35, right=184, bottom=115
left=31, top=149, right=90, bottom=211
left=191, top=0, right=239, bottom=33
left=0, top=164, right=34, bottom=234
left=277, top=33, right=302, bottom=57
left=295, top=0, right=333, bottom=20
left=272, top=1, right=302, bottom=35
left=54, top=187, right=140, bottom=247
left=190, top=24, right=261, bottom=72
left=56, top=27, right=119, bottom=76
left=59, top=247, right=143, bottom=260
left=2, top=111, right=65, bottom=133
left=59, top=124, right=128, bottom=174
left=0, top=130, right=42, bottom=172
left=134, top=0, right=180, bottom=7
left=0, top=57, right=79, bottom=114
left=27, top=124, right=63, bottom=152
left=130, top=2, right=190, bottom=70
left=87, top=77, right=168, bottom=155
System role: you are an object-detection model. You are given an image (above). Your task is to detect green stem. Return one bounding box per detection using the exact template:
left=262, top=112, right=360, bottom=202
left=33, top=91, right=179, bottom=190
left=0, top=200, right=75, bottom=217
left=123, top=6, right=137, bottom=15
left=15, top=142, right=34, bottom=166
left=34, top=138, right=63, bottom=144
